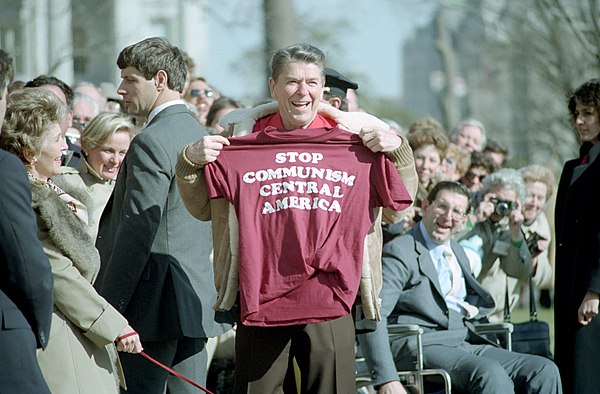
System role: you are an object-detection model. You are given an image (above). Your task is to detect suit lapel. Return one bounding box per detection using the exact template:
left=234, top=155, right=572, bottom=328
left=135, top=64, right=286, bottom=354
left=412, top=227, right=445, bottom=298
left=570, top=146, right=599, bottom=186
left=451, top=240, right=495, bottom=311
left=450, top=242, right=472, bottom=283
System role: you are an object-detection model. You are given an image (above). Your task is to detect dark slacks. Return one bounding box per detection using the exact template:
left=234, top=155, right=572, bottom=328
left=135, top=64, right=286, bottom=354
left=119, top=337, right=206, bottom=394
left=234, top=315, right=356, bottom=394
left=395, top=341, right=562, bottom=393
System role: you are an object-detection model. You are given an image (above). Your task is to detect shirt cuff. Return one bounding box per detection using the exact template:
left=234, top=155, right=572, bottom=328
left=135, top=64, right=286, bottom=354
left=176, top=144, right=203, bottom=183
left=384, top=136, right=413, bottom=165
left=511, top=238, right=524, bottom=248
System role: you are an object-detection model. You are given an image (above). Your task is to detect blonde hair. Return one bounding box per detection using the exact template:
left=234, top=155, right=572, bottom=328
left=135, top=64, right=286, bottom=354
left=519, top=164, right=556, bottom=200
left=407, top=117, right=449, bottom=160
left=80, top=112, right=135, bottom=151
left=0, top=88, right=66, bottom=163
left=445, top=142, right=471, bottom=178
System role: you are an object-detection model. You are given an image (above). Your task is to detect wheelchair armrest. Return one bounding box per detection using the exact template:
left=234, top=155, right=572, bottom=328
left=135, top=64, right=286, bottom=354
left=472, top=322, right=514, bottom=335
left=387, top=324, right=424, bottom=337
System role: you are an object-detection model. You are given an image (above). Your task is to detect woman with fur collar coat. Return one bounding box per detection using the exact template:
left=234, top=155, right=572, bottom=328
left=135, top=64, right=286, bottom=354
left=30, top=177, right=131, bottom=393
left=0, top=88, right=142, bottom=393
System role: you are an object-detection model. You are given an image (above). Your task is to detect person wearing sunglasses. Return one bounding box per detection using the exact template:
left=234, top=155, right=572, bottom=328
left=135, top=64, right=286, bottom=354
left=185, top=77, right=219, bottom=125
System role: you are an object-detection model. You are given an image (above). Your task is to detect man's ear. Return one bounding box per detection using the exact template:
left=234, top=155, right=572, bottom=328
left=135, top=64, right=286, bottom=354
left=155, top=70, right=168, bottom=91
left=268, top=77, right=276, bottom=99
left=328, top=97, right=342, bottom=109
left=459, top=213, right=468, bottom=228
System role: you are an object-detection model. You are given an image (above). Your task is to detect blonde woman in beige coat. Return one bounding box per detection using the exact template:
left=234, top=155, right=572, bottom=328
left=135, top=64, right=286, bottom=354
left=55, top=112, right=135, bottom=238
left=0, top=88, right=142, bottom=393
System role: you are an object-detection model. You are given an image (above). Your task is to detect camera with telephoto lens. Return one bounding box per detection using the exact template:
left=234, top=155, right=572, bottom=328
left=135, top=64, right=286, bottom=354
left=490, top=197, right=517, bottom=217
left=525, top=231, right=546, bottom=257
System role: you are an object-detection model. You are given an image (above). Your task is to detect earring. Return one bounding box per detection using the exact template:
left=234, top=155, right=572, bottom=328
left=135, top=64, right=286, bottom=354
left=31, top=157, right=38, bottom=165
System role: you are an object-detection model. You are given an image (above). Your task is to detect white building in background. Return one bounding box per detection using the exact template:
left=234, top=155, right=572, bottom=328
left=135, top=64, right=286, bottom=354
left=0, top=0, right=208, bottom=89
left=0, top=0, right=74, bottom=83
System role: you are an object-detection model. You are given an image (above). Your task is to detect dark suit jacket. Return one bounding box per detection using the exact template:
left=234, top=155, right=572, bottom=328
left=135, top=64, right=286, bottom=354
left=95, top=104, right=225, bottom=342
left=0, top=150, right=53, bottom=391
left=554, top=143, right=600, bottom=393
left=357, top=224, right=495, bottom=386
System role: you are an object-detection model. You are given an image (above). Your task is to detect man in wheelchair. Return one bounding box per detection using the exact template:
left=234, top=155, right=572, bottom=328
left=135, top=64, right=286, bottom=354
left=357, top=181, right=561, bottom=393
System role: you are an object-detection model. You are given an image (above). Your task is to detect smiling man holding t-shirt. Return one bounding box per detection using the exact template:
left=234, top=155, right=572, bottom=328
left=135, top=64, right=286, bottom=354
left=176, top=43, right=416, bottom=393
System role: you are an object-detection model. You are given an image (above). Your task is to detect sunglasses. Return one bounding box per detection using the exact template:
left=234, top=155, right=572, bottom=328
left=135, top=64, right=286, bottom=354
left=464, top=171, right=486, bottom=181
left=190, top=89, right=215, bottom=98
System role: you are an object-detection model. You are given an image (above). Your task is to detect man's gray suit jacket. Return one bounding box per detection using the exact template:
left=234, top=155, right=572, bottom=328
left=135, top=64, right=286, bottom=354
left=95, top=104, right=225, bottom=341
left=357, top=225, right=495, bottom=386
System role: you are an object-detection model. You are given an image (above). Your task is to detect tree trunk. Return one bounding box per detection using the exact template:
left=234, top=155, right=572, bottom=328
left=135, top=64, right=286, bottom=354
left=434, top=8, right=461, bottom=130
left=262, top=0, right=297, bottom=96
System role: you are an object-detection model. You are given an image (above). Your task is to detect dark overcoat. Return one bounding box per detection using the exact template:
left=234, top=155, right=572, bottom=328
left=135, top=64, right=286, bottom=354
left=554, top=144, right=600, bottom=393
left=0, top=150, right=53, bottom=393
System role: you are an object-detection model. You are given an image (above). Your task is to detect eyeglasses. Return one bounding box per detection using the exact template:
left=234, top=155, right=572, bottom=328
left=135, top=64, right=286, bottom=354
left=432, top=202, right=466, bottom=221
left=72, top=118, right=88, bottom=132
left=190, top=89, right=215, bottom=98
left=464, top=170, right=486, bottom=181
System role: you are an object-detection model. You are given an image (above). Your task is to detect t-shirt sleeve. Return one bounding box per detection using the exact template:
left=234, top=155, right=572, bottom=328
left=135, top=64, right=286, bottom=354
left=203, top=155, right=233, bottom=201
left=370, top=154, right=413, bottom=210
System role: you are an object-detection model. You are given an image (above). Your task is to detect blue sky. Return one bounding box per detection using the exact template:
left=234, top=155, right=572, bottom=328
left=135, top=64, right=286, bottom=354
left=203, top=0, right=436, bottom=103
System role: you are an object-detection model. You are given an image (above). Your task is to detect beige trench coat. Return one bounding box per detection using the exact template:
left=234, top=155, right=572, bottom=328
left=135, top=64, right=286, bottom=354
left=31, top=178, right=128, bottom=394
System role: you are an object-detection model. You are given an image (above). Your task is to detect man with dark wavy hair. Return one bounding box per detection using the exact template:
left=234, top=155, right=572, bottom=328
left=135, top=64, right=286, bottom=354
left=95, top=37, right=227, bottom=393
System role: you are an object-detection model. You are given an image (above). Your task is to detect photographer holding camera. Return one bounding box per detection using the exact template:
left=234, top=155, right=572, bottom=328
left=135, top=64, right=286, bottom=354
left=458, top=168, right=532, bottom=321
left=520, top=165, right=557, bottom=296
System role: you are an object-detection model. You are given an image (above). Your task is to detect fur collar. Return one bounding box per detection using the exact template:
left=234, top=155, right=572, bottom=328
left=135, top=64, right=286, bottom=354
left=30, top=178, right=100, bottom=282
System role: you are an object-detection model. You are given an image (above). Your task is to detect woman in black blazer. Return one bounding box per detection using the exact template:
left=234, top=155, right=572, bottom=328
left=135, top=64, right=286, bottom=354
left=554, top=78, right=600, bottom=393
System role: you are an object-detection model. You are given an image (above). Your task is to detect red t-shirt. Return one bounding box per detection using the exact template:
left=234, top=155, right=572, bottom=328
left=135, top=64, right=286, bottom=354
left=204, top=117, right=412, bottom=326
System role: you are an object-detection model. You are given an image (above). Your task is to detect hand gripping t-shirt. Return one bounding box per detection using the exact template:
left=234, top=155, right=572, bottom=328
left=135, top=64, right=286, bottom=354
left=203, top=125, right=412, bottom=326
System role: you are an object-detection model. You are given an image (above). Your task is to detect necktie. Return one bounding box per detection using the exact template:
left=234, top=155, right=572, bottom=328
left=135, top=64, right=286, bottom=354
left=444, top=247, right=462, bottom=298
left=580, top=141, right=593, bottom=165
left=443, top=247, right=479, bottom=318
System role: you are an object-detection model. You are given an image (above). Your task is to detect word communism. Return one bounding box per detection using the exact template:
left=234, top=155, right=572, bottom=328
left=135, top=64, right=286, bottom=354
left=242, top=152, right=356, bottom=215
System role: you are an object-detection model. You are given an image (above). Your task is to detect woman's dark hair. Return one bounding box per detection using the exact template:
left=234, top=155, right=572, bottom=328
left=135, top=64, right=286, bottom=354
left=567, top=78, right=600, bottom=122
left=205, top=97, right=243, bottom=128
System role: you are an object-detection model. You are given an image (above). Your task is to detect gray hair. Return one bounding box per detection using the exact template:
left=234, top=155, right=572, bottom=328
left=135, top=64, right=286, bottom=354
left=73, top=92, right=100, bottom=115
left=519, top=164, right=556, bottom=200
left=452, top=118, right=487, bottom=149
left=269, top=43, right=326, bottom=82
left=479, top=168, right=527, bottom=203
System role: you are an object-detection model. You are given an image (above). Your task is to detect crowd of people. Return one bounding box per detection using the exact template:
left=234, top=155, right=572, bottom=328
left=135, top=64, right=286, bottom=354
left=0, top=35, right=599, bottom=394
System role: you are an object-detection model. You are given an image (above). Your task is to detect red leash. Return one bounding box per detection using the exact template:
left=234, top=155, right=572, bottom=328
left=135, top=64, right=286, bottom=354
left=139, top=351, right=214, bottom=394
left=117, top=333, right=214, bottom=394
